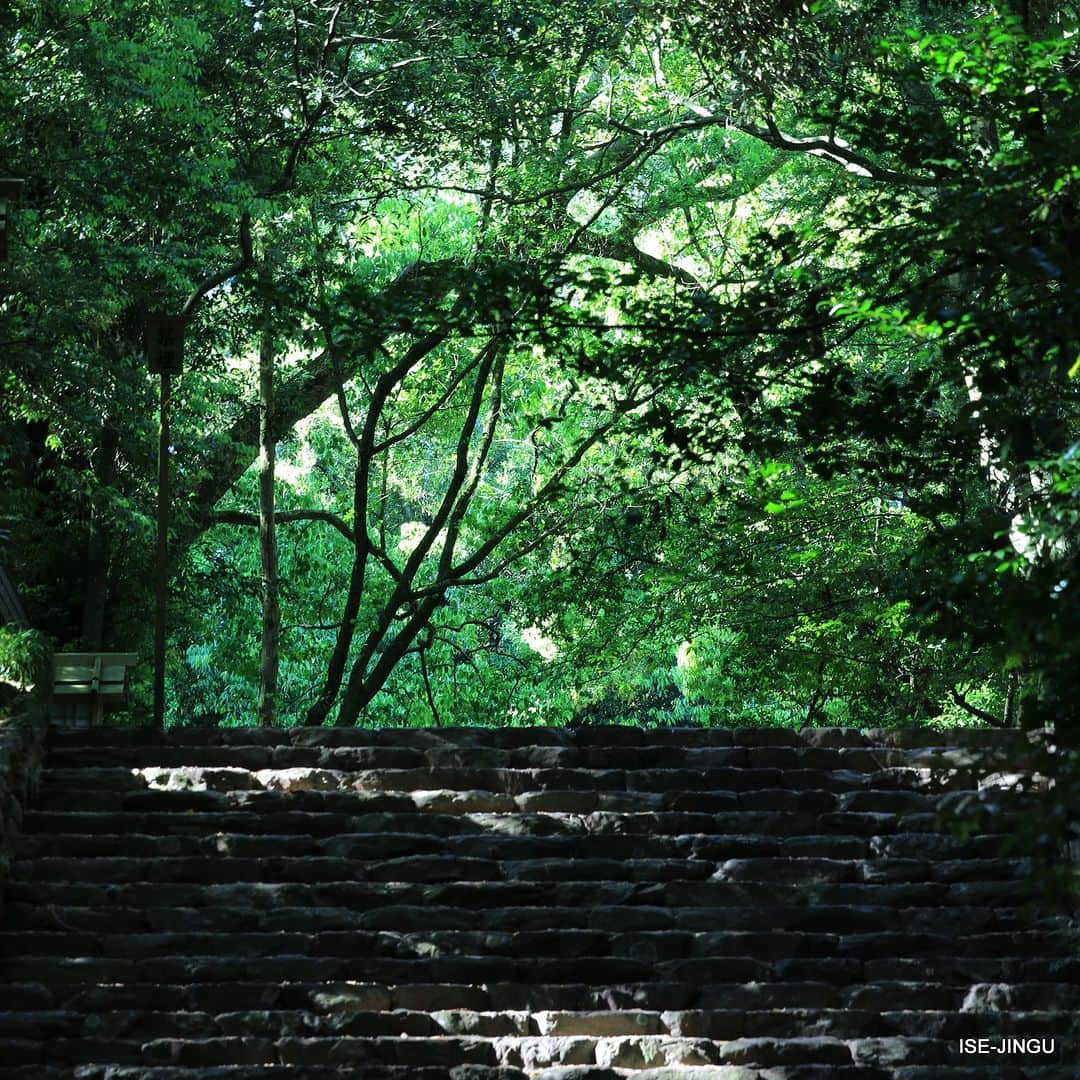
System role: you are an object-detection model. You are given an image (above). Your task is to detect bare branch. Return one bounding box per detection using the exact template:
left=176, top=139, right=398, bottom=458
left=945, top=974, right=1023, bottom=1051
left=335, top=336, right=504, bottom=714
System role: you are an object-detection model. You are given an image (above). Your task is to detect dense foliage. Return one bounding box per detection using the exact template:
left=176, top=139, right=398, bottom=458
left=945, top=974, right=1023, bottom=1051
left=1, top=0, right=1077, bottom=731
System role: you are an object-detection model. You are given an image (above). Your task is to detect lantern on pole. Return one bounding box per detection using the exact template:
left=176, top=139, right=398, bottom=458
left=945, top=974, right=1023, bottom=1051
left=144, top=313, right=186, bottom=727
left=145, top=313, right=186, bottom=375
left=0, top=178, right=25, bottom=262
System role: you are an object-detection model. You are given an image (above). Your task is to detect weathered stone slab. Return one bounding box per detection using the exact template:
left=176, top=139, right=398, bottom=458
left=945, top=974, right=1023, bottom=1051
left=450, top=1067, right=529, bottom=1080
left=732, top=728, right=804, bottom=747
left=698, top=982, right=843, bottom=1010
left=628, top=1070, right=762, bottom=1080
left=529, top=1067, right=621, bottom=1080
left=849, top=1036, right=947, bottom=1067
left=533, top=1010, right=664, bottom=1037
left=712, top=857, right=857, bottom=885
left=801, top=727, right=870, bottom=748
left=515, top=790, right=597, bottom=813
left=317, top=746, right=425, bottom=769
left=391, top=984, right=492, bottom=1011
left=568, top=726, right=644, bottom=746
left=743, top=1008, right=878, bottom=1038
left=413, top=790, right=516, bottom=813
left=289, top=728, right=382, bottom=747
left=493, top=1035, right=596, bottom=1069
left=716, top=1035, right=854, bottom=1066
left=594, top=1034, right=721, bottom=1067
left=431, top=1010, right=531, bottom=1036
left=739, top=788, right=837, bottom=812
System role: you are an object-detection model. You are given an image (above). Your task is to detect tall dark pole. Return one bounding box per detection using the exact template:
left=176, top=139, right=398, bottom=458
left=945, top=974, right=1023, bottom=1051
left=154, top=370, right=171, bottom=727
left=146, top=313, right=184, bottom=729
left=0, top=178, right=25, bottom=263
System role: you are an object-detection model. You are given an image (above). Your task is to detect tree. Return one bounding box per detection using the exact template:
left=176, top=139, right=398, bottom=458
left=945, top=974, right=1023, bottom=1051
left=2, top=0, right=667, bottom=717
left=6, top=0, right=1075, bottom=732
left=566, top=0, right=1080, bottom=728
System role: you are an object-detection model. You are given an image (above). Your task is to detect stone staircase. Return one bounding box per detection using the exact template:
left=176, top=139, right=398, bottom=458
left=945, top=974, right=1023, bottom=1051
left=0, top=724, right=1076, bottom=1079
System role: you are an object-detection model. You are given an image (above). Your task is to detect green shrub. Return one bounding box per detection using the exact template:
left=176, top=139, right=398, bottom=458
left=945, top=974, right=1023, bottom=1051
left=0, top=626, right=52, bottom=715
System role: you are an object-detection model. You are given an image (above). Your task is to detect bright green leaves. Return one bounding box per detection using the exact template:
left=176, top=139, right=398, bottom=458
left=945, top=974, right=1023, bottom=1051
left=749, top=460, right=807, bottom=515
left=899, top=11, right=1076, bottom=100
left=764, top=491, right=805, bottom=514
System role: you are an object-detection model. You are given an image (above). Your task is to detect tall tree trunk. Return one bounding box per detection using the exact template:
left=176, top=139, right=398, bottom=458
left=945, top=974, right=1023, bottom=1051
left=1004, top=669, right=1022, bottom=727
left=303, top=415, right=373, bottom=727
left=304, top=550, right=365, bottom=726
left=258, top=263, right=280, bottom=727
left=335, top=593, right=445, bottom=725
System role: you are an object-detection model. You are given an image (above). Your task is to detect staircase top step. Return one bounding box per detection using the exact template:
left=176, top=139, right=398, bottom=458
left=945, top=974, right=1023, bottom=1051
left=45, top=724, right=1053, bottom=751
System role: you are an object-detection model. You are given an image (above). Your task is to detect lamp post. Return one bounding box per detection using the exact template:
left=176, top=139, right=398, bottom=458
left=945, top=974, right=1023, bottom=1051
left=145, top=314, right=186, bottom=728
left=0, top=178, right=25, bottom=262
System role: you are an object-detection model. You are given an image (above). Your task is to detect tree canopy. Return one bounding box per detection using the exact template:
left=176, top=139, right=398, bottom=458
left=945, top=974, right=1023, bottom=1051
left=1, top=0, right=1077, bottom=731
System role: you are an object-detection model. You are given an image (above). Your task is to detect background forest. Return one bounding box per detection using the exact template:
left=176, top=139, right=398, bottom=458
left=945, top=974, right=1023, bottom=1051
left=1, top=0, right=1078, bottom=731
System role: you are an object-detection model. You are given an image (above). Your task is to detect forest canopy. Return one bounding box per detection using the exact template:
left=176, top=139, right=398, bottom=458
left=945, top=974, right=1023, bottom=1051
left=1, top=0, right=1077, bottom=730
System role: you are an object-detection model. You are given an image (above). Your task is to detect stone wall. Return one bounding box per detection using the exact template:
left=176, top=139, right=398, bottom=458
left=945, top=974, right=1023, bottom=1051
left=0, top=717, right=45, bottom=907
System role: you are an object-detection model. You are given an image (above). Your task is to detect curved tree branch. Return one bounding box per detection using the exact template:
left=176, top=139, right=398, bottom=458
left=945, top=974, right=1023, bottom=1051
left=209, top=508, right=354, bottom=543
left=949, top=684, right=1005, bottom=728
left=180, top=212, right=254, bottom=319
left=177, top=259, right=461, bottom=558
left=739, top=116, right=941, bottom=188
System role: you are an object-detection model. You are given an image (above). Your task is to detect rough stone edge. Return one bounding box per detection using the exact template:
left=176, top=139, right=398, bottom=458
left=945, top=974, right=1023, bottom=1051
left=0, top=705, right=47, bottom=909
left=51, top=722, right=1063, bottom=747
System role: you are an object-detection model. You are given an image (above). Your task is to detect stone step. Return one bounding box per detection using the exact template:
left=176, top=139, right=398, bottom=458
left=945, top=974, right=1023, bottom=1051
left=4, top=901, right=1058, bottom=936
left=9, top=975, right=1080, bottom=1015
left=41, top=741, right=1020, bottom=777
left=10, top=850, right=1033, bottom=888
left=14, top=828, right=1013, bottom=862
left=835, top=980, right=1080, bottom=1012
left=23, top=801, right=986, bottom=833
left=4, top=876, right=1041, bottom=912
left=3, top=928, right=1074, bottom=964
left=8, top=854, right=718, bottom=885
left=4, top=951, right=1078, bottom=989
left=44, top=764, right=954, bottom=796
left=29, top=783, right=981, bottom=819
left=26, top=788, right=698, bottom=814
left=20, top=807, right=1027, bottom=845
left=44, top=723, right=1040, bottom=750
left=11, top=1034, right=506, bottom=1069
left=891, top=1071, right=1073, bottom=1080
left=0, top=1031, right=1073, bottom=1070
left=7, top=1004, right=1068, bottom=1041
left=43, top=742, right=933, bottom=771
left=0, top=1069, right=456, bottom=1080
left=35, top=764, right=868, bottom=799
left=0, top=1068, right=1073, bottom=1080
